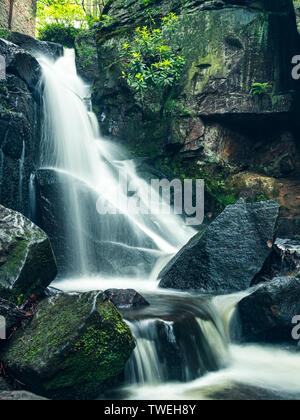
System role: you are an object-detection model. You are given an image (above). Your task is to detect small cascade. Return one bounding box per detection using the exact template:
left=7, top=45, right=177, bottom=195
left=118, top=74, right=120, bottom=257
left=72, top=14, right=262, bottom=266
left=124, top=296, right=231, bottom=387
left=18, top=141, right=25, bottom=205
left=29, top=173, right=37, bottom=221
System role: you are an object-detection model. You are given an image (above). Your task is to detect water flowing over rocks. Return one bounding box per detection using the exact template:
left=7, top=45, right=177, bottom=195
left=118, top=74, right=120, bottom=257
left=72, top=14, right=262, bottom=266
left=159, top=199, right=280, bottom=293
left=238, top=277, right=300, bottom=344
left=0, top=205, right=57, bottom=301
left=0, top=291, right=135, bottom=400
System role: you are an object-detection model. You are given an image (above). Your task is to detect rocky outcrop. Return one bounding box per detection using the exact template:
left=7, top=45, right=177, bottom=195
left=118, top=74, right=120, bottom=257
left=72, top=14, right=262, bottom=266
left=0, top=291, right=135, bottom=400
left=8, top=32, right=63, bottom=61
left=0, top=38, right=41, bottom=218
left=159, top=199, right=280, bottom=293
left=105, top=289, right=150, bottom=310
left=92, top=0, right=300, bottom=228
left=0, top=205, right=57, bottom=301
left=238, top=277, right=300, bottom=344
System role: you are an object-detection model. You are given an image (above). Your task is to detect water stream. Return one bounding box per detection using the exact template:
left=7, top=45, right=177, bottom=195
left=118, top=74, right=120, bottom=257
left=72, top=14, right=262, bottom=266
left=37, top=50, right=300, bottom=401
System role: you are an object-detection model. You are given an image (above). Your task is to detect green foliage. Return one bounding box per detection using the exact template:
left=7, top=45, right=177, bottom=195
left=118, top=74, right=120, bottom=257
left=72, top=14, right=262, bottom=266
left=0, top=29, right=10, bottom=40
left=75, top=38, right=96, bottom=67
left=121, top=13, right=185, bottom=97
left=251, top=82, right=272, bottom=96
left=38, top=23, right=82, bottom=48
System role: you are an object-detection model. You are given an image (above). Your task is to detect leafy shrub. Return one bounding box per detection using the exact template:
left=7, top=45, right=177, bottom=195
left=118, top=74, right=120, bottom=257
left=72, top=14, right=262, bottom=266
left=121, top=13, right=185, bottom=95
left=38, top=23, right=82, bottom=48
left=251, top=82, right=272, bottom=96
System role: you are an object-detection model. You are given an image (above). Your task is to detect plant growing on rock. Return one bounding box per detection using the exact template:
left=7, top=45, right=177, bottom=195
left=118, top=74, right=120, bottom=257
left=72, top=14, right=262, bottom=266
left=121, top=13, right=185, bottom=96
left=251, top=82, right=272, bottom=96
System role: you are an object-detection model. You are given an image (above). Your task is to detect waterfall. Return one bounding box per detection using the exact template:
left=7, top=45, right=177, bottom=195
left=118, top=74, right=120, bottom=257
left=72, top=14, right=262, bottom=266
left=18, top=141, right=25, bottom=205
left=37, top=49, right=195, bottom=278
left=29, top=173, right=37, bottom=222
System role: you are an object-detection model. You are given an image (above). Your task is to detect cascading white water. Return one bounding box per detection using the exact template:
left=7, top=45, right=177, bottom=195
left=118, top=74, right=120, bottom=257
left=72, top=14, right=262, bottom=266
left=38, top=49, right=195, bottom=278
left=36, top=49, right=300, bottom=401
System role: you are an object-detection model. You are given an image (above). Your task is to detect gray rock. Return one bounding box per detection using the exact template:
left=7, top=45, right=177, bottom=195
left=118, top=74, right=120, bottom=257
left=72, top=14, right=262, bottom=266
left=0, top=39, right=42, bottom=218
left=238, top=277, right=300, bottom=344
left=104, top=289, right=150, bottom=310
left=0, top=291, right=135, bottom=400
left=9, top=32, right=63, bottom=60
left=159, top=199, right=280, bottom=293
left=0, top=205, right=57, bottom=301
left=0, top=391, right=48, bottom=400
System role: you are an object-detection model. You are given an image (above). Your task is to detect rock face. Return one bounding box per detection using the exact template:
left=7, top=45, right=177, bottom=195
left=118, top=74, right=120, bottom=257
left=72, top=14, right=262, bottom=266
left=0, top=205, right=57, bottom=301
left=0, top=38, right=41, bottom=218
left=105, top=289, right=150, bottom=310
left=93, top=0, right=300, bottom=228
left=159, top=199, right=280, bottom=293
left=238, top=277, right=300, bottom=343
left=0, top=291, right=135, bottom=400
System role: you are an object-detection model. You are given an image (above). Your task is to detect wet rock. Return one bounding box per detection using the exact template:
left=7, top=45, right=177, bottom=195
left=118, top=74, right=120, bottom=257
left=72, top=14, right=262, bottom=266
left=0, top=291, right=135, bottom=400
left=159, top=199, right=280, bottom=293
left=105, top=289, right=150, bottom=310
left=254, top=238, right=300, bottom=283
left=0, top=391, right=48, bottom=400
left=238, top=277, right=300, bottom=344
left=0, top=205, right=57, bottom=301
left=0, top=298, right=32, bottom=337
left=0, top=39, right=42, bottom=217
left=9, top=32, right=63, bottom=60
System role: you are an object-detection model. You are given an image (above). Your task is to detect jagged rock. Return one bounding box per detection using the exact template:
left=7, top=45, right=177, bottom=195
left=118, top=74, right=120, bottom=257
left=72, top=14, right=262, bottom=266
left=0, top=391, right=48, bottom=400
left=159, top=199, right=280, bottom=293
left=254, top=238, right=300, bottom=283
left=105, top=289, right=150, bottom=310
left=9, top=32, right=63, bottom=60
left=0, top=291, right=135, bottom=400
left=0, top=205, right=57, bottom=301
left=0, top=39, right=41, bottom=95
left=238, top=277, right=300, bottom=344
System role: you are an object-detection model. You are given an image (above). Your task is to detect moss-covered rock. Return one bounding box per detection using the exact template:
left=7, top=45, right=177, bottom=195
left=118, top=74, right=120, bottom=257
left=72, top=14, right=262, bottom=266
left=0, top=205, right=57, bottom=301
left=0, top=291, right=135, bottom=400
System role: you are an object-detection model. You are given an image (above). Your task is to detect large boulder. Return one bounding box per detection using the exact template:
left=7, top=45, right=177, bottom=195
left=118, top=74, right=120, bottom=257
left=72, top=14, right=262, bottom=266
left=0, top=291, right=135, bottom=400
left=238, top=277, right=300, bottom=343
left=0, top=205, right=57, bottom=301
left=159, top=199, right=280, bottom=293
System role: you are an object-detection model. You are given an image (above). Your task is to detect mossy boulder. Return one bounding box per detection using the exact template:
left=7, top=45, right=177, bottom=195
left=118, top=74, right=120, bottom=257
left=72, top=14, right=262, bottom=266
left=0, top=205, right=57, bottom=301
left=0, top=291, right=135, bottom=400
